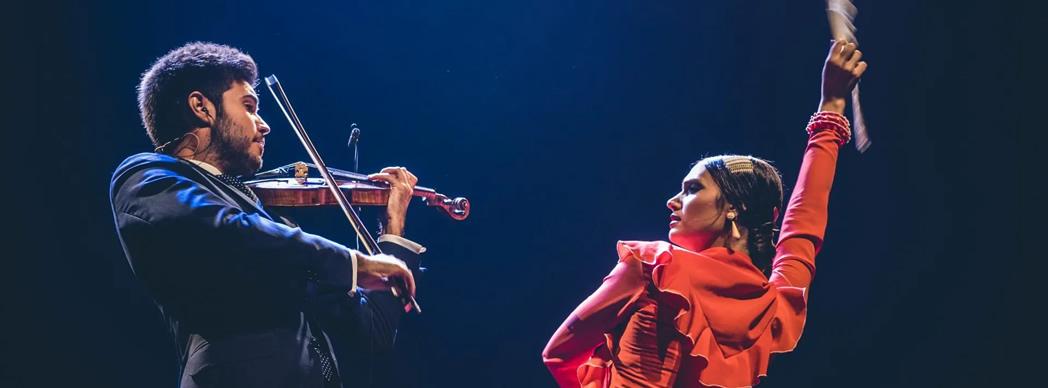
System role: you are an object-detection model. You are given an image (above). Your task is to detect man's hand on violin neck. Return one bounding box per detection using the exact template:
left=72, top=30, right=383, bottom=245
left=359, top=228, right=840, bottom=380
left=368, top=166, right=418, bottom=236
left=355, top=252, right=416, bottom=297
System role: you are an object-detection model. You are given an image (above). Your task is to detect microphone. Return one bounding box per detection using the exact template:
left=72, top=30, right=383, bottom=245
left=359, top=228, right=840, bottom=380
left=348, top=123, right=361, bottom=173
left=347, top=123, right=361, bottom=148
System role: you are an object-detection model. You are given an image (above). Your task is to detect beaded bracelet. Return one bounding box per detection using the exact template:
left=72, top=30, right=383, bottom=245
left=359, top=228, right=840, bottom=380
left=806, top=111, right=852, bottom=145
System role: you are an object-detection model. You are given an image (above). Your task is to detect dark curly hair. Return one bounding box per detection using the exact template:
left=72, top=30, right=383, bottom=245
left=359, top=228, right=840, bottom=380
left=700, top=155, right=784, bottom=274
left=137, top=42, right=258, bottom=152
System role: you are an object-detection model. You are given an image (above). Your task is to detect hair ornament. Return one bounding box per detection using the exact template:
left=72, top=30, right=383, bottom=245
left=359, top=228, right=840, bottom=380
left=723, top=156, right=755, bottom=174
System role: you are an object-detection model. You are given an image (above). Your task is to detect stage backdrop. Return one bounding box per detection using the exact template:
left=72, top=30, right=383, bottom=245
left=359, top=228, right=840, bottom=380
left=4, top=1, right=1035, bottom=387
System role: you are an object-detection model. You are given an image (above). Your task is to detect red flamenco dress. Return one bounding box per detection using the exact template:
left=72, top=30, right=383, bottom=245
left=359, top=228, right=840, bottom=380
left=543, top=126, right=845, bottom=387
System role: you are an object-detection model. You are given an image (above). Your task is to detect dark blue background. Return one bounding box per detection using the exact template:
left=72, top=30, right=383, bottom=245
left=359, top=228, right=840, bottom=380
left=4, top=0, right=1037, bottom=386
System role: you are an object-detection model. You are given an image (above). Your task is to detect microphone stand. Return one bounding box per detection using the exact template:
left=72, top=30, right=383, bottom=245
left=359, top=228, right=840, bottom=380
left=348, top=123, right=361, bottom=250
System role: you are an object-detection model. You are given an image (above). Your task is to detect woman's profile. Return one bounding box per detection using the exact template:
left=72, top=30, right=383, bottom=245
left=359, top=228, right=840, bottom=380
left=543, top=39, right=867, bottom=387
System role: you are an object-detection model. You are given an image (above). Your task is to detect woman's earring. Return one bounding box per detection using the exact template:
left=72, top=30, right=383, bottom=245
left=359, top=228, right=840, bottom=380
left=727, top=211, right=741, bottom=239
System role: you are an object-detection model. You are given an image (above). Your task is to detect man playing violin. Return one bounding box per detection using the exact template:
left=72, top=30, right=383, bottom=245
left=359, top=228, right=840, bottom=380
left=110, top=42, right=424, bottom=388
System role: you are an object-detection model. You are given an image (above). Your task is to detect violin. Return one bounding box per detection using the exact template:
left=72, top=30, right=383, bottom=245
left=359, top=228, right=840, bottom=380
left=247, top=162, right=470, bottom=221
left=260, top=74, right=462, bottom=314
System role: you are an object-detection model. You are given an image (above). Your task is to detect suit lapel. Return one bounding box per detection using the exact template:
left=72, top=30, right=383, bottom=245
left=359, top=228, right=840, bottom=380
left=179, top=159, right=276, bottom=221
left=202, top=173, right=276, bottom=220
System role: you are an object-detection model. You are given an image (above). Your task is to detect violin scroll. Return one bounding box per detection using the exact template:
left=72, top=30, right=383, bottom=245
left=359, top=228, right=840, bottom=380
left=427, top=195, right=470, bottom=221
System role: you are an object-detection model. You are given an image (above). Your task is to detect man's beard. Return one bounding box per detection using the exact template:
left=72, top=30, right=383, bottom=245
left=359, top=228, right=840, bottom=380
left=211, top=113, right=259, bottom=176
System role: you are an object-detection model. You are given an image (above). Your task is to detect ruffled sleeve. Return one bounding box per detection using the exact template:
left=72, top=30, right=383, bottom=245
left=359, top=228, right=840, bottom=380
left=544, top=240, right=809, bottom=388
left=615, top=241, right=808, bottom=388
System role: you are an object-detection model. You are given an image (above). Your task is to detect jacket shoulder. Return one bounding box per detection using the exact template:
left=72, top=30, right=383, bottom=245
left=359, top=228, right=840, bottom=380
left=114, top=152, right=182, bottom=174
left=110, top=153, right=201, bottom=195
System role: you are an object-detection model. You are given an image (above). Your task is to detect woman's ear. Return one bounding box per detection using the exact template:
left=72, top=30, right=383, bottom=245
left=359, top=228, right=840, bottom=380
left=725, top=204, right=739, bottom=218
left=725, top=206, right=742, bottom=240
left=187, top=91, right=215, bottom=126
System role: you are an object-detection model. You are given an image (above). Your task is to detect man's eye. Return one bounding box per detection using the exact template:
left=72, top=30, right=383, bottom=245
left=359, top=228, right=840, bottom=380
left=245, top=104, right=256, bottom=112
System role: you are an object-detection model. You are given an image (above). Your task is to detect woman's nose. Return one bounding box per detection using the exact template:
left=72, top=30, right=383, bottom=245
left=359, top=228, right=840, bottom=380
left=666, top=194, right=681, bottom=211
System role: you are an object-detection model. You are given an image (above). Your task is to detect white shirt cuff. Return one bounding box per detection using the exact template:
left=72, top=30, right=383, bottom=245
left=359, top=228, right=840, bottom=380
left=349, top=250, right=359, bottom=292
left=377, top=234, right=427, bottom=254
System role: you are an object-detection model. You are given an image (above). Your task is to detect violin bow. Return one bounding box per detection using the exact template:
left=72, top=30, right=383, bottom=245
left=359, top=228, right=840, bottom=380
left=827, top=0, right=871, bottom=153
left=263, top=74, right=421, bottom=313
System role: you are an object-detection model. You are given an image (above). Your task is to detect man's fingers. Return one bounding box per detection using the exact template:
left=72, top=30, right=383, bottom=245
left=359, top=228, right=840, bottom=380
left=384, top=258, right=416, bottom=298
left=388, top=167, right=418, bottom=185
left=401, top=268, right=416, bottom=298
left=368, top=172, right=396, bottom=183
left=399, top=167, right=418, bottom=186
left=363, top=255, right=415, bottom=295
left=374, top=167, right=418, bottom=188
left=375, top=166, right=418, bottom=187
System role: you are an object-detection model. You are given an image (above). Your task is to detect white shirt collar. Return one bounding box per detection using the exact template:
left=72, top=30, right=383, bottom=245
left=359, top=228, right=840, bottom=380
left=186, top=159, right=223, bottom=175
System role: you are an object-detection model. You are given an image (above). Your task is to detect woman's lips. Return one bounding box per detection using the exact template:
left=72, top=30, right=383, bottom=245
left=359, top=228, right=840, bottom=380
left=669, top=214, right=681, bottom=226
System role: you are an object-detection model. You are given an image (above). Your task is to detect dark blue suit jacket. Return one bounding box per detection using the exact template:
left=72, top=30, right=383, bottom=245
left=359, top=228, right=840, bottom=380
left=110, top=153, right=420, bottom=388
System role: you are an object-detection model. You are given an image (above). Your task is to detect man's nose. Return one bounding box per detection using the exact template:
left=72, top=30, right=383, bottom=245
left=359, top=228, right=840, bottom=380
left=257, top=116, right=271, bottom=136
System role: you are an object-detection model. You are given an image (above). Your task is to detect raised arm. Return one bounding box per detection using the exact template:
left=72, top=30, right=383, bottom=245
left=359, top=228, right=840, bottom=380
left=770, top=39, right=867, bottom=288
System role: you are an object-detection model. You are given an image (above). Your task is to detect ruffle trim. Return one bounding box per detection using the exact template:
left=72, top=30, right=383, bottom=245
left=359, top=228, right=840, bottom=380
left=579, top=241, right=809, bottom=388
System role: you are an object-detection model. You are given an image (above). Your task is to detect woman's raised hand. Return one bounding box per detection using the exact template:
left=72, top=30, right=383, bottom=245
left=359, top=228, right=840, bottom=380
left=820, top=39, right=868, bottom=114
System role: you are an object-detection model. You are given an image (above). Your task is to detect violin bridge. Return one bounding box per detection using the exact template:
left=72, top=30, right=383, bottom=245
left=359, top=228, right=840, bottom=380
left=294, top=161, right=309, bottom=184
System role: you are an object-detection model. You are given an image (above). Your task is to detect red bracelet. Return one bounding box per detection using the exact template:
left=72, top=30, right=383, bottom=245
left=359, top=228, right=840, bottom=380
left=807, top=111, right=851, bottom=145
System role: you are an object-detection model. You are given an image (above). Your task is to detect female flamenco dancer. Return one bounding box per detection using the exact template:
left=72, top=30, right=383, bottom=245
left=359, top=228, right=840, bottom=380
left=542, top=39, right=868, bottom=388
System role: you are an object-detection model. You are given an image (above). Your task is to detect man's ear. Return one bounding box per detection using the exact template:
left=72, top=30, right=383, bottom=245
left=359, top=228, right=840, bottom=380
left=772, top=206, right=781, bottom=224
left=187, top=91, right=215, bottom=126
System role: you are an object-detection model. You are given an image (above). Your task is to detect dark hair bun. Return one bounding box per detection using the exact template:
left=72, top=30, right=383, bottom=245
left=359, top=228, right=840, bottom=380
left=700, top=156, right=784, bottom=273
